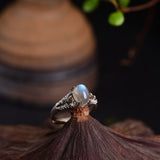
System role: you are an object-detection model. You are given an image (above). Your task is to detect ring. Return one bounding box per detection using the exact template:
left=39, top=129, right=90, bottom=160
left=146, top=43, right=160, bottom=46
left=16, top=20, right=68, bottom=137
left=50, top=84, right=98, bottom=123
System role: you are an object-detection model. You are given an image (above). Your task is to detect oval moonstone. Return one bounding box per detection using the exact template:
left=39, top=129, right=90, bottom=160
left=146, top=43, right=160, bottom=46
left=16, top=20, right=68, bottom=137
left=72, top=84, right=90, bottom=107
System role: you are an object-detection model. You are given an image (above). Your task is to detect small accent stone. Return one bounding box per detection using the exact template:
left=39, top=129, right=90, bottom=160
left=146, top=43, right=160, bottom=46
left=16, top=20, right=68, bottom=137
left=72, top=84, right=89, bottom=107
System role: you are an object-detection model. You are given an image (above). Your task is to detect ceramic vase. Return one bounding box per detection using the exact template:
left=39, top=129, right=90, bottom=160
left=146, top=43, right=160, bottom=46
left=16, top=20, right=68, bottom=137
left=0, top=0, right=97, bottom=105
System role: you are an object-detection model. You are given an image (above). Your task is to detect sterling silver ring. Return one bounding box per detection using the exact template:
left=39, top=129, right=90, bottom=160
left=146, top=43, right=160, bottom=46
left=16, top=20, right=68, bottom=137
left=50, top=84, right=97, bottom=123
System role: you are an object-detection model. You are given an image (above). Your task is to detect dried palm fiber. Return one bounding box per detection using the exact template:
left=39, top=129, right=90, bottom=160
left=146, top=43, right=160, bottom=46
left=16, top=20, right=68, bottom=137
left=0, top=106, right=160, bottom=160
left=110, top=119, right=154, bottom=136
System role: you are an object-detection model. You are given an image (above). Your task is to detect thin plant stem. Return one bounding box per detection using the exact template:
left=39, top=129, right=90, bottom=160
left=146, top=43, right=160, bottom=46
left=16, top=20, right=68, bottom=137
left=122, top=0, right=160, bottom=13
left=120, top=7, right=156, bottom=66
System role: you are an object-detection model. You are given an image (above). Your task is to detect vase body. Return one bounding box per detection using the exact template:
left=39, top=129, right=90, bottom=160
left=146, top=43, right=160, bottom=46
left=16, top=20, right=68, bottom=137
left=0, top=0, right=97, bottom=105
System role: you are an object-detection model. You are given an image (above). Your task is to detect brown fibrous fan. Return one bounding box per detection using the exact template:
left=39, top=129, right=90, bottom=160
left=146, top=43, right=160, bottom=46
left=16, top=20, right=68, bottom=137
left=0, top=106, right=160, bottom=160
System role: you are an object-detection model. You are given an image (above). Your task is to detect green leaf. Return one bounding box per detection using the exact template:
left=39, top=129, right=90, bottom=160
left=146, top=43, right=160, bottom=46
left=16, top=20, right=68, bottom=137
left=82, top=0, right=99, bottom=13
left=108, top=11, right=125, bottom=26
left=118, top=0, right=130, bottom=7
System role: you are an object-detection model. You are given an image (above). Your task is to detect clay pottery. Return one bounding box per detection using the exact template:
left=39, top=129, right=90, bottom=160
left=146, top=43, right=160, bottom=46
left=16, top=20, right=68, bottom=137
left=0, top=0, right=97, bottom=105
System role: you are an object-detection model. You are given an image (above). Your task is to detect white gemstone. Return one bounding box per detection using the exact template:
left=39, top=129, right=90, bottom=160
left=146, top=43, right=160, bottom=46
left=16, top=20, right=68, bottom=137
left=72, top=84, right=89, bottom=107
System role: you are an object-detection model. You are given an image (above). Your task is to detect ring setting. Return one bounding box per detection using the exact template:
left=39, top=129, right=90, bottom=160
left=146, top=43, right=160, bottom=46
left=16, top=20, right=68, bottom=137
left=51, top=84, right=97, bottom=123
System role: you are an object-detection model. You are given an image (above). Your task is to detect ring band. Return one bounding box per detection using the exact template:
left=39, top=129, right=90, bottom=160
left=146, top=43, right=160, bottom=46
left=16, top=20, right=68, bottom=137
left=50, top=84, right=97, bottom=123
